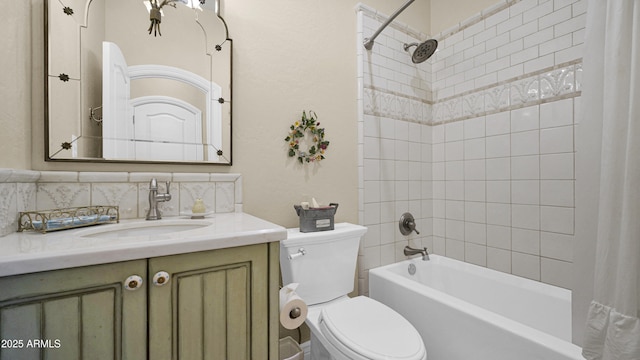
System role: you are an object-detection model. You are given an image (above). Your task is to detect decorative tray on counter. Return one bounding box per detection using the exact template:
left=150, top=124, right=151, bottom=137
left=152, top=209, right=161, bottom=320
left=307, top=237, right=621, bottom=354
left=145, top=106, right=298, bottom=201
left=18, top=206, right=120, bottom=234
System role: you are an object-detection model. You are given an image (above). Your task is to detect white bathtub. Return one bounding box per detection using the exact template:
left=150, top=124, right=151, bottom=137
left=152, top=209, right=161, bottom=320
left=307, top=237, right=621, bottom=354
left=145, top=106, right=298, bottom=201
left=369, top=255, right=584, bottom=360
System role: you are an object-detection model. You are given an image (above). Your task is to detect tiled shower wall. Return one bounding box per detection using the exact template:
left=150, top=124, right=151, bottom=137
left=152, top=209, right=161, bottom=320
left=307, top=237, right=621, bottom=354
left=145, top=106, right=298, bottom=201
left=357, top=4, right=434, bottom=295
left=0, top=169, right=242, bottom=237
left=358, top=0, right=585, bottom=292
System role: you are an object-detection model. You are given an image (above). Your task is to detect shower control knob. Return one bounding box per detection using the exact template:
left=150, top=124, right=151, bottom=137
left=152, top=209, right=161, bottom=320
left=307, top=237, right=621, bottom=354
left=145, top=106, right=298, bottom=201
left=399, top=212, right=420, bottom=235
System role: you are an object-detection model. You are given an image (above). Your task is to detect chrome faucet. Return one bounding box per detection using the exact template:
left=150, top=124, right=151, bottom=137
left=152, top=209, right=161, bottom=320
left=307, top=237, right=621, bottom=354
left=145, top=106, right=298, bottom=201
left=404, top=246, right=430, bottom=261
left=146, top=178, right=172, bottom=220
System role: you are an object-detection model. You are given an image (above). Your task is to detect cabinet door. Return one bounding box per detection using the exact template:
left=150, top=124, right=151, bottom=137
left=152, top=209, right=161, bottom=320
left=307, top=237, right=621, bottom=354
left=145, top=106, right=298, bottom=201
left=148, top=244, right=269, bottom=360
left=0, top=260, right=147, bottom=360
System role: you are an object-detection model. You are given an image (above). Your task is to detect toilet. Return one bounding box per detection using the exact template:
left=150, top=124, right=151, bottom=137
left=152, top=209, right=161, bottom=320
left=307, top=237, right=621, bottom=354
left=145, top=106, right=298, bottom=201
left=280, top=223, right=427, bottom=360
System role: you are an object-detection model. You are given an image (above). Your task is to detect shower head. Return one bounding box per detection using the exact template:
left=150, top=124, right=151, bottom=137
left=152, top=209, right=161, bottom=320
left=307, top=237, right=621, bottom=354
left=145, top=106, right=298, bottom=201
left=403, top=39, right=438, bottom=64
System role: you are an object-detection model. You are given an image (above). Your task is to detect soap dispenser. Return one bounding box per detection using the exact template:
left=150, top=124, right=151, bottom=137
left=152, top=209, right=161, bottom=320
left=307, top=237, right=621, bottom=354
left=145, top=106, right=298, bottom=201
left=192, top=199, right=205, bottom=213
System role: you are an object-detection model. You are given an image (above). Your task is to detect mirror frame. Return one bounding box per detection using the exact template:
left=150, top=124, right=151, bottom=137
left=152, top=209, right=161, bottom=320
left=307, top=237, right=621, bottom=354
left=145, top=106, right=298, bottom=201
left=43, top=0, right=233, bottom=165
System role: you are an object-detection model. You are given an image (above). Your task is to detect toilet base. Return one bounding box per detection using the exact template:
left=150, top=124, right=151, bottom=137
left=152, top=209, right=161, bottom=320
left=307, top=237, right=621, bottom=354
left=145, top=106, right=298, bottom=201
left=310, top=331, right=333, bottom=360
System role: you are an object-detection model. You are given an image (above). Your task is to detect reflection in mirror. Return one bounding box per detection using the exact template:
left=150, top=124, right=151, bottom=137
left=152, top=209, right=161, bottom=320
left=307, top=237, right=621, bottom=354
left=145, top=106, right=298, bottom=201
left=46, top=0, right=232, bottom=164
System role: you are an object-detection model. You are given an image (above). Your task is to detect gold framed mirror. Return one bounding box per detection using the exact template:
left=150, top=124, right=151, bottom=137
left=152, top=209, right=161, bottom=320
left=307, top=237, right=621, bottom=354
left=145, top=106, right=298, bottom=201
left=45, top=0, right=232, bottom=164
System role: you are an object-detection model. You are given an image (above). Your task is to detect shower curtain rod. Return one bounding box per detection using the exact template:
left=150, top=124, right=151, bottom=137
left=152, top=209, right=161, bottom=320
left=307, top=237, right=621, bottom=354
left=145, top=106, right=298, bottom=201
left=363, top=0, right=415, bottom=50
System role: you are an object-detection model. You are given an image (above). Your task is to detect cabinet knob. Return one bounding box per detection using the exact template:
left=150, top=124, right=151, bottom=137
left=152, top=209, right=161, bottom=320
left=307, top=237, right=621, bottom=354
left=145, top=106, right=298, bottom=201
left=124, top=275, right=144, bottom=291
left=153, top=271, right=171, bottom=286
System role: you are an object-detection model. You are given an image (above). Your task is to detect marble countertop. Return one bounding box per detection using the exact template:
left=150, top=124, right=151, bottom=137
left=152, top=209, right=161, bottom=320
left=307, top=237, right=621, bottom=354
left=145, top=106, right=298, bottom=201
left=0, top=212, right=286, bottom=277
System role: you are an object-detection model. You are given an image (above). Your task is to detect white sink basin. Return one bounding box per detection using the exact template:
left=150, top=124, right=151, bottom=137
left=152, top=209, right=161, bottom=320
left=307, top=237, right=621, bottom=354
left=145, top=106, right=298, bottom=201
left=76, top=219, right=212, bottom=239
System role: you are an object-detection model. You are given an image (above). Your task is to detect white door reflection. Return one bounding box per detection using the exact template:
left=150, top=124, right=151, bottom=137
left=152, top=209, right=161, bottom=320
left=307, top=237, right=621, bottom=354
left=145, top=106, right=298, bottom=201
left=102, top=41, right=222, bottom=161
left=132, top=96, right=202, bottom=160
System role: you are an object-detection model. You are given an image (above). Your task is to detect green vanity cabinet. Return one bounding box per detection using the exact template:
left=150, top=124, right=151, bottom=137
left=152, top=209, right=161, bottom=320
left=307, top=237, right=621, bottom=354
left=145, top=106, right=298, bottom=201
left=148, top=243, right=274, bottom=360
left=0, top=259, right=148, bottom=360
left=0, top=242, right=280, bottom=360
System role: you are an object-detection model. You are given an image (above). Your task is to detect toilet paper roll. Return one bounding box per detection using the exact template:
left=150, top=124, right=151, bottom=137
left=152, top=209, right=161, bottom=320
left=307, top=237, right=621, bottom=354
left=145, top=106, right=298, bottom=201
left=279, top=283, right=308, bottom=329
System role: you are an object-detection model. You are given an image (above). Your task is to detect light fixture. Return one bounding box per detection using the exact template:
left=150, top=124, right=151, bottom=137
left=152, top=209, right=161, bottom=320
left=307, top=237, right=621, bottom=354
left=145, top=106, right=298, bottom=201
left=144, top=0, right=204, bottom=36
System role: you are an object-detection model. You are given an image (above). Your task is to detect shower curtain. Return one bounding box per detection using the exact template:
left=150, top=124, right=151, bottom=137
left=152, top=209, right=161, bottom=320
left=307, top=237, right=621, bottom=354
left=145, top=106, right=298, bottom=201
left=581, top=1, right=640, bottom=359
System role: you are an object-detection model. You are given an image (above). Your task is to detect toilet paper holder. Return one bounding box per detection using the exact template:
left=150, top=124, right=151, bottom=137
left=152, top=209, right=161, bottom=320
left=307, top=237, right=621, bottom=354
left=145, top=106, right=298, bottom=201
left=289, top=307, right=302, bottom=319
left=279, top=283, right=308, bottom=329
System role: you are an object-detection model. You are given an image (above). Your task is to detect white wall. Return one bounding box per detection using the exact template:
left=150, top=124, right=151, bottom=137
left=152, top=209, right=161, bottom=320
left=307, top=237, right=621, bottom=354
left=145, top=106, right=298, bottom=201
left=357, top=4, right=434, bottom=294
left=430, top=0, right=585, bottom=287
left=358, top=0, right=586, bottom=293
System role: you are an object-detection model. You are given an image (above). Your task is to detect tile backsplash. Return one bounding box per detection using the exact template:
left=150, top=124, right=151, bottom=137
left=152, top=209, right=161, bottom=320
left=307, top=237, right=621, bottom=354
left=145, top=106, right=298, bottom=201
left=0, top=169, right=242, bottom=237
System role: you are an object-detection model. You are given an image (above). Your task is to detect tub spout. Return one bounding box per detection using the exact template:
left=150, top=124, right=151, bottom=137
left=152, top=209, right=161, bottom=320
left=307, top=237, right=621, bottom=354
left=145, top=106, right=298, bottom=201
left=404, top=246, right=430, bottom=261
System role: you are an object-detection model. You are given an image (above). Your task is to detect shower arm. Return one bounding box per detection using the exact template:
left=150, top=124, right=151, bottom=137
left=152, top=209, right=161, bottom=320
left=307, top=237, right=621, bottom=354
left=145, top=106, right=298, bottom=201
left=363, top=0, right=415, bottom=50
left=213, top=0, right=220, bottom=16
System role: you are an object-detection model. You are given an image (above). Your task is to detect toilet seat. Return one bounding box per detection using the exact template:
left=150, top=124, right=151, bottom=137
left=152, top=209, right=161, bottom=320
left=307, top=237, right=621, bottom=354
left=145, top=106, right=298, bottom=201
left=319, top=296, right=427, bottom=360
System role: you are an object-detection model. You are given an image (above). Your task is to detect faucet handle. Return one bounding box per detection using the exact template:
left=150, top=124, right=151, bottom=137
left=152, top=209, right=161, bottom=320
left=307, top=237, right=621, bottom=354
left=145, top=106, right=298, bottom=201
left=164, top=181, right=171, bottom=194
left=399, top=212, right=420, bottom=235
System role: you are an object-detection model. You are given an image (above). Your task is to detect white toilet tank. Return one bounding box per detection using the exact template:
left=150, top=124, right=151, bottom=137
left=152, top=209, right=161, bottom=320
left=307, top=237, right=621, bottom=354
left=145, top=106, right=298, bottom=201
left=280, top=223, right=367, bottom=305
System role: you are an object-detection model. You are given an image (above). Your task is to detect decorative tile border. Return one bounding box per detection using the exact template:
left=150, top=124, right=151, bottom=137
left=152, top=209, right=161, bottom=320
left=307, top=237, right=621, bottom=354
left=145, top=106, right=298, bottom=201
left=0, top=170, right=243, bottom=237
left=432, top=61, right=582, bottom=124
left=363, top=61, right=581, bottom=126
left=363, top=87, right=432, bottom=124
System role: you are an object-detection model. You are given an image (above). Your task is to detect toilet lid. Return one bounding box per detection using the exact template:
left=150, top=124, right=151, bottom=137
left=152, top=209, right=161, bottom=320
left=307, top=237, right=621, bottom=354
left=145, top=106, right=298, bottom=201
left=319, top=296, right=426, bottom=360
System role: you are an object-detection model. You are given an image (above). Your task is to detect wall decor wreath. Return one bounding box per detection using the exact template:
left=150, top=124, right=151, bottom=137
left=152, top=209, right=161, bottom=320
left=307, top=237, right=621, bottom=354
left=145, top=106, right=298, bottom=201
left=284, top=110, right=330, bottom=163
